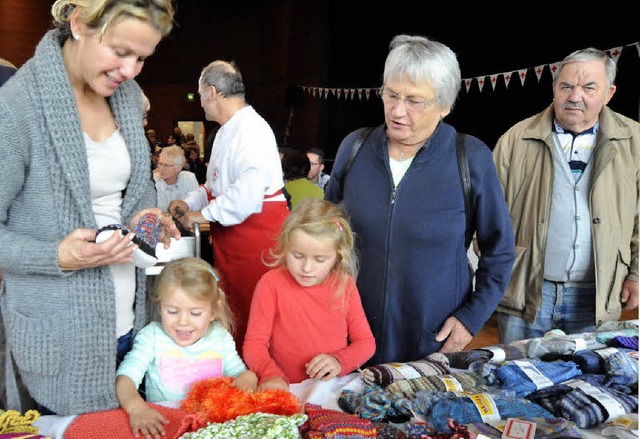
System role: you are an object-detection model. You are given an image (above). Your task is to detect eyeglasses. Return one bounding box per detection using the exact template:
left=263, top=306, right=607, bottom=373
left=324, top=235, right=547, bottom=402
left=157, top=162, right=177, bottom=168
left=309, top=162, right=321, bottom=167
left=379, top=87, right=438, bottom=112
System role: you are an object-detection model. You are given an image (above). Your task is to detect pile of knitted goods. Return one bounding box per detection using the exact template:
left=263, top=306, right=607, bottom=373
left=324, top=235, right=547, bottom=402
left=339, top=325, right=638, bottom=436
left=65, top=377, right=305, bottom=439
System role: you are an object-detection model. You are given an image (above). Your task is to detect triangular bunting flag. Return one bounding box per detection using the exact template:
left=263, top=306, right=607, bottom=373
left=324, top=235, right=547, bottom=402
left=489, top=74, right=500, bottom=91
left=534, top=65, right=546, bottom=82
left=608, top=46, right=623, bottom=62
left=503, top=72, right=513, bottom=89
left=477, top=76, right=486, bottom=93
left=517, top=69, right=528, bottom=86
left=299, top=41, right=638, bottom=98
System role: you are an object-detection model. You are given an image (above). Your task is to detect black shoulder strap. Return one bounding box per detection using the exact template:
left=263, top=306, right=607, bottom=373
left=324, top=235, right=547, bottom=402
left=456, top=132, right=473, bottom=248
left=339, top=127, right=374, bottom=200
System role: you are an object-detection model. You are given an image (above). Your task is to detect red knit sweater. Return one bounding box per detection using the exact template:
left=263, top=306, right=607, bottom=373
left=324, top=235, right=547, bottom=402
left=243, top=266, right=375, bottom=384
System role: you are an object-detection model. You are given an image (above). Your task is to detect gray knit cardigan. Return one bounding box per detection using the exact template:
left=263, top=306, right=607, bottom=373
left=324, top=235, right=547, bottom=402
left=0, top=29, right=156, bottom=414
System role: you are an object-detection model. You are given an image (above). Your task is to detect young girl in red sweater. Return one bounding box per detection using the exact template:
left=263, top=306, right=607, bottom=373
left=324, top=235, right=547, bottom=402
left=243, top=198, right=375, bottom=391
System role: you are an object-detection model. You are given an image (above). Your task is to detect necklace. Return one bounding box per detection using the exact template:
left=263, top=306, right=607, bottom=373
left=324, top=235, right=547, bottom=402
left=390, top=144, right=419, bottom=161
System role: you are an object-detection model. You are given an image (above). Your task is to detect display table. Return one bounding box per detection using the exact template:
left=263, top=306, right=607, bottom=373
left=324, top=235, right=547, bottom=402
left=32, top=372, right=629, bottom=439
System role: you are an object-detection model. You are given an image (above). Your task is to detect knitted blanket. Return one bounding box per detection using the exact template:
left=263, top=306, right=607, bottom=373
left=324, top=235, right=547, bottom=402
left=63, top=404, right=204, bottom=439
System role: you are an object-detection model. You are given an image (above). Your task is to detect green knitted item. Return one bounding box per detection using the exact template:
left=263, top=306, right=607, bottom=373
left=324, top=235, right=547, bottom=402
left=180, top=412, right=307, bottom=439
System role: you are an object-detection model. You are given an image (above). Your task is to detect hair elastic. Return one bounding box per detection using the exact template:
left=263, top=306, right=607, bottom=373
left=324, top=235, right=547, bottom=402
left=207, top=267, right=219, bottom=282
left=331, top=217, right=343, bottom=231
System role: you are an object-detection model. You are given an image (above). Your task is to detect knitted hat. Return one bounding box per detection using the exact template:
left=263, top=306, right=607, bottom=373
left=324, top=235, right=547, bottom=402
left=64, top=403, right=204, bottom=439
left=95, top=213, right=161, bottom=268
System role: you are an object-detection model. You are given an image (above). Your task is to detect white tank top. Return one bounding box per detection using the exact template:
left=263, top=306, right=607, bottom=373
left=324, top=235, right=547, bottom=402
left=85, top=129, right=135, bottom=337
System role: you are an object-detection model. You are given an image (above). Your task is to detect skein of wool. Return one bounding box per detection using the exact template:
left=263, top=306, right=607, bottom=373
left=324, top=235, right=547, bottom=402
left=409, top=389, right=554, bottom=433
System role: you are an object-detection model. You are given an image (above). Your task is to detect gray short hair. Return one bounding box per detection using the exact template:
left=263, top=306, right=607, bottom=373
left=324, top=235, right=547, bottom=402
left=383, top=34, right=461, bottom=111
left=554, top=47, right=617, bottom=88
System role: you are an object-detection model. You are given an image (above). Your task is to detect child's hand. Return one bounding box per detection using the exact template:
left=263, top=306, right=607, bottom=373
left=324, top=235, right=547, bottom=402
left=257, top=376, right=289, bottom=392
left=126, top=402, right=169, bottom=439
left=232, top=370, right=258, bottom=392
left=306, top=353, right=342, bottom=381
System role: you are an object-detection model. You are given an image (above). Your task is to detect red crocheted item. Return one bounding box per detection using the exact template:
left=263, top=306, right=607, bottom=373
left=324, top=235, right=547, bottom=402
left=180, top=377, right=303, bottom=424
left=63, top=403, right=205, bottom=439
left=301, top=403, right=377, bottom=438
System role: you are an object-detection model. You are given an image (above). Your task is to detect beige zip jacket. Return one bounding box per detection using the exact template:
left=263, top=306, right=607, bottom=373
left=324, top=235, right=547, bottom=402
left=493, top=104, right=639, bottom=324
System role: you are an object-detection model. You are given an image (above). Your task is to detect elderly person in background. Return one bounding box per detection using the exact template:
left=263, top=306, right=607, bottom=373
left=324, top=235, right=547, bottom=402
left=0, top=0, right=178, bottom=415
left=325, top=34, right=515, bottom=365
left=493, top=48, right=639, bottom=343
left=169, top=60, right=289, bottom=351
left=154, top=145, right=199, bottom=212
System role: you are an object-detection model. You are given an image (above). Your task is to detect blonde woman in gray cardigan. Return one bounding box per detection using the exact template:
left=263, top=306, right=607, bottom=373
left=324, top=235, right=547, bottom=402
left=0, top=0, right=179, bottom=415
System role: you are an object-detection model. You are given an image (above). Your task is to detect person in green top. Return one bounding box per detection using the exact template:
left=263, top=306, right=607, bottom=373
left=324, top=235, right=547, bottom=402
left=282, top=149, right=324, bottom=210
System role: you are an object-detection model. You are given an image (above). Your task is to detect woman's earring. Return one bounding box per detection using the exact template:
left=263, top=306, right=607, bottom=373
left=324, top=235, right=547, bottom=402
left=73, top=34, right=80, bottom=41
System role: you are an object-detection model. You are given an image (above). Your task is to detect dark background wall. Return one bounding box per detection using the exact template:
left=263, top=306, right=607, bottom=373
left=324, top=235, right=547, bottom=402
left=1, top=1, right=638, bottom=171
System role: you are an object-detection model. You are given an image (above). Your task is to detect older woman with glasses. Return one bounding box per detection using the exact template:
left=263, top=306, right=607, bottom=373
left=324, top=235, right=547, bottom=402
left=325, top=34, right=515, bottom=366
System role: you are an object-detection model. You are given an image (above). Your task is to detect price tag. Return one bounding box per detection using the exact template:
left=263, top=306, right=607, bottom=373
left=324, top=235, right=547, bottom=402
left=502, top=418, right=536, bottom=439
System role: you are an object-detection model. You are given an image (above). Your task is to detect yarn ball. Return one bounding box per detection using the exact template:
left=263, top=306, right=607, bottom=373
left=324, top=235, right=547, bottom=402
left=180, top=377, right=303, bottom=424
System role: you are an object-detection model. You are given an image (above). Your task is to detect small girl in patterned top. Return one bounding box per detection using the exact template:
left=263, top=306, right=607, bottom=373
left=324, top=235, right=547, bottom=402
left=116, top=257, right=257, bottom=438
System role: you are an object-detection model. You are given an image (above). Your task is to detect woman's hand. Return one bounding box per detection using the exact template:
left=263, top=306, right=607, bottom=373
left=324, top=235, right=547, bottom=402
left=306, top=353, right=342, bottom=381
left=232, top=370, right=258, bottom=392
left=130, top=207, right=181, bottom=248
left=257, top=376, right=289, bottom=392
left=58, top=228, right=136, bottom=271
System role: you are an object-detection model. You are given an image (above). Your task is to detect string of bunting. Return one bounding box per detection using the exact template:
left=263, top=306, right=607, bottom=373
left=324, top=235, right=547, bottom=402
left=299, top=42, right=639, bottom=101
